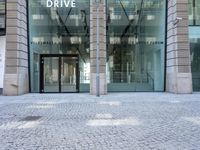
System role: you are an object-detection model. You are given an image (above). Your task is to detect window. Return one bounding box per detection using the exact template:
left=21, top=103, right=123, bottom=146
left=106, top=0, right=166, bottom=92
left=28, top=0, right=90, bottom=92
left=189, top=0, right=200, bottom=25
left=189, top=0, right=200, bottom=91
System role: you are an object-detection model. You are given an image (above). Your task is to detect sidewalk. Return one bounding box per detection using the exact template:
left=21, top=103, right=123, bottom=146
left=0, top=93, right=200, bottom=150
left=0, top=92, right=200, bottom=104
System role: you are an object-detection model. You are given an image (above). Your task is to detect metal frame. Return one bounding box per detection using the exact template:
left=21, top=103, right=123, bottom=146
left=164, top=0, right=168, bottom=92
left=40, top=54, right=79, bottom=93
left=26, top=0, right=31, bottom=93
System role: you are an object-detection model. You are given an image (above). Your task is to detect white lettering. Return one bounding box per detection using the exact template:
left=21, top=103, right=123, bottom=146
left=64, top=0, right=70, bottom=7
left=46, top=0, right=53, bottom=7
left=46, top=0, right=76, bottom=8
left=71, top=0, right=76, bottom=7
left=60, top=0, right=63, bottom=7
left=54, top=0, right=59, bottom=7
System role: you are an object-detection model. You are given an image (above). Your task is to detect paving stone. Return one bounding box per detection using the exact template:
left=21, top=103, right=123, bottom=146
left=0, top=93, right=200, bottom=149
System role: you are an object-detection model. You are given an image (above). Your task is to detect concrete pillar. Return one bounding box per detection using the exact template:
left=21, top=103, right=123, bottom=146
left=3, top=0, right=29, bottom=95
left=90, top=0, right=107, bottom=95
left=166, top=0, right=192, bottom=93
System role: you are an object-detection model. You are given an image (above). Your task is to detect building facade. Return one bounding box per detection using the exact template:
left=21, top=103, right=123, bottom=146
left=0, top=0, right=198, bottom=95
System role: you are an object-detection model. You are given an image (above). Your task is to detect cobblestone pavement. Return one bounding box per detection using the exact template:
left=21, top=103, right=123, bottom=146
left=0, top=93, right=200, bottom=150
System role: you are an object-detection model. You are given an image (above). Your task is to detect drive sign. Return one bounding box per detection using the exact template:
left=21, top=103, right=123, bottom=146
left=46, top=0, right=76, bottom=8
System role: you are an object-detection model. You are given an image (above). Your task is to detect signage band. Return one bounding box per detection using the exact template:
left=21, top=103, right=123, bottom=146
left=46, top=0, right=76, bottom=8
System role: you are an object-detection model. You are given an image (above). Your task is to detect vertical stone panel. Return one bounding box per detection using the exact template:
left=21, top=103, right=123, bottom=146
left=166, top=0, right=192, bottom=93
left=3, top=0, right=29, bottom=95
left=90, top=0, right=107, bottom=95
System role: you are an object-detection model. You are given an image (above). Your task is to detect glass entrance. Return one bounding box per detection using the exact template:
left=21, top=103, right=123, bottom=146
left=40, top=55, right=79, bottom=93
left=106, top=0, right=166, bottom=92
left=42, top=57, right=59, bottom=92
left=61, top=57, right=78, bottom=92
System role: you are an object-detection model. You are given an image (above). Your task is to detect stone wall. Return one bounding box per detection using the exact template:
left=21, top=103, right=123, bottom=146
left=166, top=0, right=192, bottom=93
left=90, top=0, right=107, bottom=95
left=3, top=0, right=29, bottom=95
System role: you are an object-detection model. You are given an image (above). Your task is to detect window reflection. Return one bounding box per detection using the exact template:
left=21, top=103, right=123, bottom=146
left=189, top=27, right=200, bottom=91
left=0, top=0, right=5, bottom=35
left=189, top=0, right=200, bottom=91
left=29, top=0, right=90, bottom=92
left=106, top=0, right=165, bottom=92
left=189, top=0, right=200, bottom=25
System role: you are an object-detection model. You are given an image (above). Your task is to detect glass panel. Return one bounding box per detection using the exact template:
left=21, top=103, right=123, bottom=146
left=188, top=0, right=194, bottom=25
left=189, top=27, right=200, bottom=91
left=106, top=0, right=166, bottom=92
left=61, top=57, right=77, bottom=92
left=0, top=0, right=5, bottom=35
left=29, top=0, right=90, bottom=92
left=188, top=0, right=200, bottom=25
left=33, top=53, right=40, bottom=91
left=43, top=57, right=59, bottom=92
left=189, top=0, right=200, bottom=91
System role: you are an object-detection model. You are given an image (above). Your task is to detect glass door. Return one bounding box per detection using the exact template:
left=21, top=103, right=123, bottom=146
left=42, top=57, right=59, bottom=92
left=40, top=55, right=79, bottom=93
left=61, top=57, right=78, bottom=92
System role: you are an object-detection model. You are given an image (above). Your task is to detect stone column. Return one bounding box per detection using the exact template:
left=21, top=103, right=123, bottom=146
left=90, top=0, right=107, bottom=95
left=166, top=0, right=192, bottom=93
left=3, top=0, right=29, bottom=95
